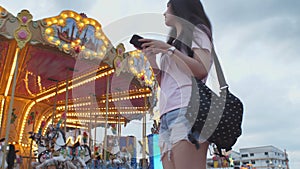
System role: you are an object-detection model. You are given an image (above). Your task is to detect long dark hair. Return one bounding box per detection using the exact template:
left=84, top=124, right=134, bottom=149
left=167, top=0, right=212, bottom=57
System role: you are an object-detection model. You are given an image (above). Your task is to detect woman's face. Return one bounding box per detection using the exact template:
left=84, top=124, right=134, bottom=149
left=163, top=4, right=176, bottom=27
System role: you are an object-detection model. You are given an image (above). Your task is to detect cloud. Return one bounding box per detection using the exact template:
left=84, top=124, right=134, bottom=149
left=288, top=85, right=300, bottom=105
left=202, top=1, right=300, bottom=167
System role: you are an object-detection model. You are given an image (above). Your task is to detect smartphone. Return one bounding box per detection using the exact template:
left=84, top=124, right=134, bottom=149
left=129, top=34, right=144, bottom=50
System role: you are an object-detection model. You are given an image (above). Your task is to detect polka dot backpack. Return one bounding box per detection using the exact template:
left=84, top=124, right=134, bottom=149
left=185, top=48, right=244, bottom=157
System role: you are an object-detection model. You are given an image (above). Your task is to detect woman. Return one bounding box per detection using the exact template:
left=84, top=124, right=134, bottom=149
left=139, top=0, right=213, bottom=168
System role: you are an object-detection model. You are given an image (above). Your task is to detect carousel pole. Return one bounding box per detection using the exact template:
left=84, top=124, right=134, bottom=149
left=28, top=73, right=38, bottom=169
left=94, top=115, right=97, bottom=149
left=51, top=80, right=59, bottom=125
left=64, top=75, right=69, bottom=133
left=28, top=109, right=36, bottom=169
left=142, top=96, right=147, bottom=168
left=89, top=94, right=93, bottom=148
left=1, top=48, right=20, bottom=169
left=64, top=67, right=74, bottom=133
left=103, top=75, right=110, bottom=163
left=118, top=114, right=121, bottom=142
left=116, top=89, right=122, bottom=141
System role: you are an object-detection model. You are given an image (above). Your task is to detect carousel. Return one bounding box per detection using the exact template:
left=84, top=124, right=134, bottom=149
left=0, top=6, right=158, bottom=169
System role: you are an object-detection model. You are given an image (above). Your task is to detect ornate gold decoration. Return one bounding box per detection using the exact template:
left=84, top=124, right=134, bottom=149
left=127, top=50, right=155, bottom=86
left=0, top=6, right=8, bottom=28
left=14, top=10, right=32, bottom=49
left=43, top=10, right=110, bottom=60
left=113, top=43, right=126, bottom=76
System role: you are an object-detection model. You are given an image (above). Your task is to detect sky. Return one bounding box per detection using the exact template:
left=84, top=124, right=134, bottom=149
left=1, top=0, right=300, bottom=168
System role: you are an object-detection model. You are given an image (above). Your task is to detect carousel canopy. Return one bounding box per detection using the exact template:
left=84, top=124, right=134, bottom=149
left=0, top=6, right=157, bottom=146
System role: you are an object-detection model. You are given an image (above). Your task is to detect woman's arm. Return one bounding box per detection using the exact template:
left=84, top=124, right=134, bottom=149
left=142, top=50, right=162, bottom=84
left=169, top=47, right=211, bottom=79
left=140, top=39, right=211, bottom=80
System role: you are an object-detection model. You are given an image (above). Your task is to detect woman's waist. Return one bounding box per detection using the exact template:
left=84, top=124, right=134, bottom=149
left=159, top=84, right=191, bottom=99
left=160, top=106, right=187, bottom=119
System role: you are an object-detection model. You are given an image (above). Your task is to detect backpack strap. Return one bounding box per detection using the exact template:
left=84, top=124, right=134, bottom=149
left=194, top=24, right=229, bottom=89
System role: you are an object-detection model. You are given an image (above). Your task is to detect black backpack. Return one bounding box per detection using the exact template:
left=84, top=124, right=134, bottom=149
left=185, top=47, right=244, bottom=157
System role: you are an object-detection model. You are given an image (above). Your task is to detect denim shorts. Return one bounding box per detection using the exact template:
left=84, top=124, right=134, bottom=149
left=159, top=107, right=207, bottom=160
left=159, top=107, right=192, bottom=159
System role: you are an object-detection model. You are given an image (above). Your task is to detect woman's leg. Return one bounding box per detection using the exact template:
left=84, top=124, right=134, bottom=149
left=172, top=141, right=209, bottom=169
left=161, top=152, right=175, bottom=169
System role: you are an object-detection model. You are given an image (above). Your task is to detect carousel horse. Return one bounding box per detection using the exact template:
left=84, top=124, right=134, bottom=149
left=65, top=138, right=92, bottom=167
left=42, top=127, right=89, bottom=168
left=117, top=147, right=132, bottom=169
left=107, top=150, right=132, bottom=169
left=80, top=144, right=92, bottom=165
left=0, top=138, right=8, bottom=169
left=28, top=132, right=52, bottom=164
left=35, top=127, right=77, bottom=169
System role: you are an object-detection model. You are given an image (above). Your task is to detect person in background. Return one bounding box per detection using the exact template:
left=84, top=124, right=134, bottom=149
left=6, top=144, right=16, bottom=169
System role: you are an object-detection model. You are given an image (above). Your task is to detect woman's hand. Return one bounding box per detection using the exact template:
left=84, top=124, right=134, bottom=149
left=139, top=38, right=171, bottom=55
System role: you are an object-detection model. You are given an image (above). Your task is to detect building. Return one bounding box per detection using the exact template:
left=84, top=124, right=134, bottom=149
left=207, top=145, right=289, bottom=169
left=240, top=145, right=288, bottom=169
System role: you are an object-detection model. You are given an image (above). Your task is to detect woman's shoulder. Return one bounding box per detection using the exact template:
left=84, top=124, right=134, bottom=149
left=191, top=24, right=213, bottom=52
left=194, top=24, right=212, bottom=40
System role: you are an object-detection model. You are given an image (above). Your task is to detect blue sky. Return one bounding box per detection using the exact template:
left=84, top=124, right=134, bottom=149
left=1, top=0, right=300, bottom=168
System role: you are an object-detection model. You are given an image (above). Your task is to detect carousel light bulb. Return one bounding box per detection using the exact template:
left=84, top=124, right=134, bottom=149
left=76, top=16, right=81, bottom=21
left=53, top=19, right=58, bottom=24
left=56, top=40, right=61, bottom=45
left=71, top=42, right=76, bottom=47
left=48, top=36, right=54, bottom=41
left=45, top=28, right=52, bottom=34
left=79, top=22, right=84, bottom=27
left=59, top=19, right=64, bottom=25
left=104, top=40, right=108, bottom=45
left=47, top=21, right=52, bottom=26
left=62, top=13, right=68, bottom=18
left=95, top=32, right=101, bottom=38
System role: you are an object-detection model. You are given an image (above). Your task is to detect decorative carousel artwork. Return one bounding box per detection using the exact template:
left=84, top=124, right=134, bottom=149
left=12, top=10, right=32, bottom=49
left=42, top=11, right=111, bottom=61
left=113, top=43, right=126, bottom=76
left=127, top=50, right=155, bottom=87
